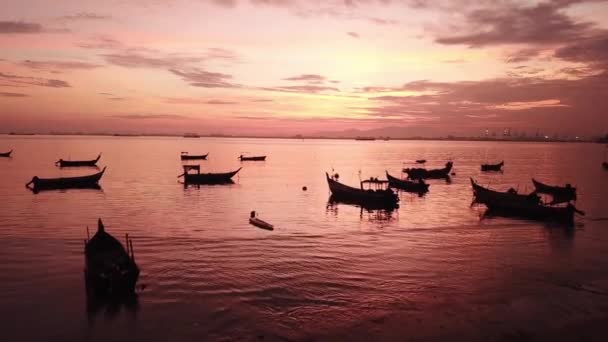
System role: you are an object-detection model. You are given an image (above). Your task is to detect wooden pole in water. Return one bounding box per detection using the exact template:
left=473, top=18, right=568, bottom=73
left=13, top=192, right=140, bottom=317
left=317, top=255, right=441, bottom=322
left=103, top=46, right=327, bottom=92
left=86, top=226, right=89, bottom=240
left=129, top=239, right=135, bottom=262
left=125, top=233, right=130, bottom=257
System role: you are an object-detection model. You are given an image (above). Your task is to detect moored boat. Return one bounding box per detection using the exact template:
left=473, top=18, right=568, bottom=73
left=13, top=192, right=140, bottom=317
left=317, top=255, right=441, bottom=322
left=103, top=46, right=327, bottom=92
left=532, top=178, right=576, bottom=201
left=0, top=149, right=12, bottom=157
left=326, top=172, right=399, bottom=209
left=386, top=171, right=429, bottom=193
left=181, top=152, right=208, bottom=160
left=56, top=153, right=101, bottom=167
left=481, top=161, right=504, bottom=172
left=85, top=219, right=139, bottom=297
left=403, top=161, right=453, bottom=180
left=471, top=178, right=582, bottom=225
left=415, top=159, right=426, bottom=164
left=26, top=167, right=106, bottom=192
left=178, top=165, right=241, bottom=184
left=239, top=155, right=266, bottom=161
left=249, top=211, right=274, bottom=230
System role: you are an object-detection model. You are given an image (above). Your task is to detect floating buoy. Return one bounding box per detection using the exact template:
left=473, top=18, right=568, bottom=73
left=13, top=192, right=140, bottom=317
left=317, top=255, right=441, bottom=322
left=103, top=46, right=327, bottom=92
left=302, top=186, right=307, bottom=191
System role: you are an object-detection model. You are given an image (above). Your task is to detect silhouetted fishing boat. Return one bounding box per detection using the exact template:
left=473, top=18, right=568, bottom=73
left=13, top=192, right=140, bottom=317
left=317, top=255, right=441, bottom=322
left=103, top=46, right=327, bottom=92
left=26, top=167, right=106, bottom=191
left=403, top=161, right=453, bottom=180
left=56, top=153, right=101, bottom=167
left=85, top=219, right=139, bottom=297
left=249, top=211, right=274, bottom=230
left=239, top=155, right=266, bottom=161
left=0, top=150, right=12, bottom=157
left=178, top=165, right=241, bottom=184
left=386, top=171, right=429, bottom=193
left=481, top=161, right=504, bottom=172
left=471, top=178, right=582, bottom=224
left=181, top=152, right=208, bottom=160
left=326, top=172, right=398, bottom=208
left=415, top=159, right=426, bottom=164
left=532, top=179, right=576, bottom=201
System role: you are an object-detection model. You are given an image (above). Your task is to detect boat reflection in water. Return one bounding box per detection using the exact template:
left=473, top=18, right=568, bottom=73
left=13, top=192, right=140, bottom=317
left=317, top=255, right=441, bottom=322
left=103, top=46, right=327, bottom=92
left=326, top=195, right=397, bottom=223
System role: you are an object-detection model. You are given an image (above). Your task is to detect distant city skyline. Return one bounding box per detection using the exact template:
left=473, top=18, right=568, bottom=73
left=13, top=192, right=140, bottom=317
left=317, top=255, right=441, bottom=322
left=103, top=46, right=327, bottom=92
left=2, top=0, right=608, bottom=136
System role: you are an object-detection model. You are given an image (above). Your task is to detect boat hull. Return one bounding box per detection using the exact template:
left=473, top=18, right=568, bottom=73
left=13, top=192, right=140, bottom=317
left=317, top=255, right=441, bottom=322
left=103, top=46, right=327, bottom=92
left=0, top=150, right=12, bottom=157
left=181, top=154, right=208, bottom=160
left=183, top=168, right=241, bottom=184
left=239, top=156, right=266, bottom=161
left=326, top=173, right=399, bottom=209
left=403, top=162, right=453, bottom=180
left=386, top=172, right=429, bottom=193
left=532, top=178, right=576, bottom=201
left=27, top=167, right=106, bottom=192
left=481, top=161, right=504, bottom=172
left=57, top=154, right=101, bottom=167
left=249, top=217, right=274, bottom=230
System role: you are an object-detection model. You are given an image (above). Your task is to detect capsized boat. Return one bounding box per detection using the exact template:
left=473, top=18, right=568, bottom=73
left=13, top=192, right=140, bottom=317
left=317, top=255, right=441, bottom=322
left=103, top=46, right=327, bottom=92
left=181, top=152, right=208, bottom=160
left=481, top=161, right=504, bottom=172
left=239, top=154, right=266, bottom=161
left=471, top=178, right=583, bottom=225
left=249, top=211, right=274, bottom=230
left=26, top=167, right=106, bottom=192
left=0, top=149, right=12, bottom=157
left=56, top=153, right=101, bottom=167
left=532, top=178, right=576, bottom=201
left=326, top=172, right=399, bottom=209
left=178, top=165, right=241, bottom=184
left=85, top=219, right=139, bottom=297
left=386, top=171, right=429, bottom=193
left=403, top=161, right=453, bottom=180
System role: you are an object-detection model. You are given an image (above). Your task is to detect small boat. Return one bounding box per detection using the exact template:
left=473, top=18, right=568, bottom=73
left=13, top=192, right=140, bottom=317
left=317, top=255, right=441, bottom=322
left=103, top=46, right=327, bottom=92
left=403, top=161, right=453, bottom=180
left=181, top=152, right=208, bottom=160
left=386, top=171, right=429, bottom=193
left=355, top=137, right=375, bottom=141
left=326, top=172, right=399, bottom=209
left=481, top=161, right=504, bottom=172
left=178, top=165, right=241, bottom=184
left=85, top=219, right=139, bottom=297
left=56, top=153, right=101, bottom=167
left=239, top=155, right=266, bottom=161
left=26, top=167, right=106, bottom=192
left=532, top=179, right=576, bottom=202
left=0, top=150, right=12, bottom=157
left=415, top=159, right=426, bottom=164
left=471, top=178, right=583, bottom=225
left=249, top=211, right=274, bottom=230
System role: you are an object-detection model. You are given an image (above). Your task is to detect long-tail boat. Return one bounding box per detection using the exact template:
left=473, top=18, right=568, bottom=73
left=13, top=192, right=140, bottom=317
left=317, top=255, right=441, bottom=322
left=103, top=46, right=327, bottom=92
left=181, top=152, right=208, bottom=160
left=56, top=153, right=101, bottom=167
left=178, top=165, right=241, bottom=184
left=326, top=172, right=399, bottom=209
left=471, top=178, right=583, bottom=225
left=239, top=154, right=266, bottom=161
left=532, top=179, right=576, bottom=201
left=0, top=150, right=12, bottom=157
left=26, top=167, right=106, bottom=192
left=403, top=161, right=453, bottom=180
left=386, top=171, right=429, bottom=193
left=481, top=161, right=504, bottom=172
left=84, top=219, right=139, bottom=297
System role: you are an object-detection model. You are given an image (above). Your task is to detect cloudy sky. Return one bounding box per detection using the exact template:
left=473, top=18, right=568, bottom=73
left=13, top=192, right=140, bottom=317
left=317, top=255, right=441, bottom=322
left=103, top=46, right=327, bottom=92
left=1, top=0, right=607, bottom=136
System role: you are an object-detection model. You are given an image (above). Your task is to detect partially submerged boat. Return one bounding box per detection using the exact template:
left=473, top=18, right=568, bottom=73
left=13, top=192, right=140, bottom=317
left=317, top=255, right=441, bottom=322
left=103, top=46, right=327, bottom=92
left=239, top=155, right=266, bottom=161
left=481, top=161, right=504, bottom=172
left=403, top=161, right=453, bottom=180
left=26, top=167, right=106, bottom=192
left=326, top=172, right=399, bottom=209
left=85, top=219, right=139, bottom=297
left=56, top=153, right=101, bottom=167
left=249, top=211, right=274, bottom=230
left=0, top=149, right=12, bottom=157
left=181, top=152, right=208, bottom=160
left=386, top=171, right=429, bottom=193
left=471, top=178, right=583, bottom=225
left=532, top=179, right=576, bottom=202
left=178, top=165, right=241, bottom=184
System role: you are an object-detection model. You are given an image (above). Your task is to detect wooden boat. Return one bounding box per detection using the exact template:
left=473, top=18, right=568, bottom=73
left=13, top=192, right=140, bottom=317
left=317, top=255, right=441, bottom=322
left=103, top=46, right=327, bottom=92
left=481, top=161, right=504, bottom=172
left=85, top=219, right=139, bottom=297
left=386, top=171, right=429, bottom=193
left=56, top=153, right=101, bottom=167
left=471, top=178, right=582, bottom=224
left=249, top=211, right=274, bottom=230
left=415, top=159, right=426, bottom=164
left=532, top=179, right=576, bottom=201
left=239, top=155, right=266, bottom=161
left=0, top=150, right=12, bottom=157
left=178, top=165, right=241, bottom=184
left=26, top=167, right=106, bottom=191
left=181, top=152, right=208, bottom=160
left=326, top=172, right=398, bottom=208
left=403, top=161, right=453, bottom=180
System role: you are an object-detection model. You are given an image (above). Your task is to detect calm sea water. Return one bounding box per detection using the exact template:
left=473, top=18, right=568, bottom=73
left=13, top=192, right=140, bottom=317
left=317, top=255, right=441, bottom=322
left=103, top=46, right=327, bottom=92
left=1, top=136, right=607, bottom=341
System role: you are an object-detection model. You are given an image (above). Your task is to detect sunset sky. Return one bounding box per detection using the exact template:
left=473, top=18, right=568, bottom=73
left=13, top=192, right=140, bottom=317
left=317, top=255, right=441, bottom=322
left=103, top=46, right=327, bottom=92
left=1, top=0, right=607, bottom=137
